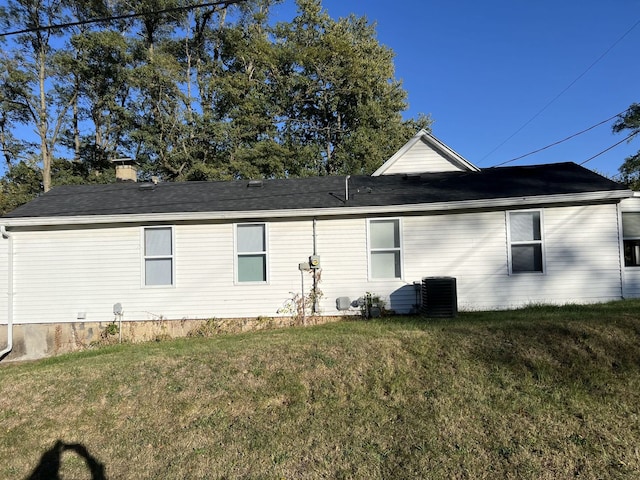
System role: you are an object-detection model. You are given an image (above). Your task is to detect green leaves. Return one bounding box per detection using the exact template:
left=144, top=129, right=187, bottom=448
left=613, top=103, right=640, bottom=134
left=273, top=1, right=430, bottom=175
left=614, top=104, right=640, bottom=189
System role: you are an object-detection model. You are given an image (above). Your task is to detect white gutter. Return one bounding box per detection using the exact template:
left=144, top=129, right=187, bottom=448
left=2, top=189, right=633, bottom=228
left=0, top=226, right=13, bottom=360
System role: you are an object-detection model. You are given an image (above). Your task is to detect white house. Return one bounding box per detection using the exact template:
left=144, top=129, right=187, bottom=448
left=0, top=130, right=635, bottom=361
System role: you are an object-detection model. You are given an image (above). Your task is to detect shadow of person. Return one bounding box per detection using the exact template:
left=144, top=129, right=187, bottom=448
left=26, top=440, right=106, bottom=480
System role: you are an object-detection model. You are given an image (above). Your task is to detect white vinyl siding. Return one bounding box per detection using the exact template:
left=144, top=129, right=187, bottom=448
left=368, top=219, right=402, bottom=279
left=143, top=227, right=174, bottom=286
left=3, top=202, right=626, bottom=325
left=508, top=210, right=544, bottom=274
left=236, top=223, right=267, bottom=283
left=402, top=205, right=622, bottom=311
left=380, top=139, right=465, bottom=175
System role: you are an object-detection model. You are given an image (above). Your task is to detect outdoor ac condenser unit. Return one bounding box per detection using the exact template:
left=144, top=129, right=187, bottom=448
left=421, top=277, right=457, bottom=318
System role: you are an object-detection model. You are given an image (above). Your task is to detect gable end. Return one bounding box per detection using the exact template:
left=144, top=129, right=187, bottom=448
left=372, top=130, right=480, bottom=176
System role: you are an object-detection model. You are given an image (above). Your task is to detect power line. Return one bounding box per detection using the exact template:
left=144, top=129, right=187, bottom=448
left=0, top=0, right=245, bottom=38
left=492, top=109, right=628, bottom=167
left=481, top=16, right=640, bottom=163
left=579, top=131, right=639, bottom=166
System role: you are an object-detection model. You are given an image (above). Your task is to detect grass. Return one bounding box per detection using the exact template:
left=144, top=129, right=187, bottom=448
left=2, top=301, right=640, bottom=479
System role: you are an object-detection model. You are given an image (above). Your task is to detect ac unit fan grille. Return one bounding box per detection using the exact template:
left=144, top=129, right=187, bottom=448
left=421, top=277, right=457, bottom=318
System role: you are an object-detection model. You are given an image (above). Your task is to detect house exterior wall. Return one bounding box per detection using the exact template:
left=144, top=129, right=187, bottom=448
left=389, top=203, right=622, bottom=311
left=5, top=221, right=316, bottom=325
left=0, top=201, right=625, bottom=334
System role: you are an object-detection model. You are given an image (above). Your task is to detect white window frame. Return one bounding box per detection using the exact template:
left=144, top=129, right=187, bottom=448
left=367, top=218, right=403, bottom=280
left=141, top=226, right=175, bottom=287
left=621, top=212, right=640, bottom=267
left=235, top=223, right=269, bottom=284
left=507, top=209, right=545, bottom=275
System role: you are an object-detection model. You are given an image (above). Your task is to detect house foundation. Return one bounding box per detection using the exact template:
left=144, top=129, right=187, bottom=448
left=0, top=315, right=345, bottom=362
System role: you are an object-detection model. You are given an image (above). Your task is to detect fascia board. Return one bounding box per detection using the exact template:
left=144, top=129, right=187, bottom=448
left=2, top=190, right=632, bottom=228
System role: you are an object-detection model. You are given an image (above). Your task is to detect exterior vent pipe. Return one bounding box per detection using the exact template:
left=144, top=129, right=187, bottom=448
left=345, top=175, right=350, bottom=201
left=0, top=226, right=13, bottom=361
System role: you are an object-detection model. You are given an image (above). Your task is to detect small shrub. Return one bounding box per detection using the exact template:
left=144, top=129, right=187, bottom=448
left=187, top=318, right=219, bottom=338
left=103, top=322, right=119, bottom=337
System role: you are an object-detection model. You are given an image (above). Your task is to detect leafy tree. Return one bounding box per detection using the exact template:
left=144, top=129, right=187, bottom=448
left=0, top=0, right=430, bottom=207
left=203, top=0, right=293, bottom=179
left=63, top=29, right=134, bottom=168
left=0, top=161, right=41, bottom=215
left=273, top=0, right=430, bottom=176
left=0, top=155, right=116, bottom=214
left=614, top=103, right=640, bottom=189
left=0, top=0, right=75, bottom=192
left=186, top=0, right=431, bottom=179
left=59, top=0, right=130, bottom=166
left=124, top=0, right=191, bottom=180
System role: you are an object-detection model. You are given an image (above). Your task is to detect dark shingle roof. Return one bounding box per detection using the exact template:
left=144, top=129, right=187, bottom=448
left=3, top=162, right=627, bottom=219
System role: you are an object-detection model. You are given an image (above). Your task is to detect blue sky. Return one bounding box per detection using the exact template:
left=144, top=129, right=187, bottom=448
left=274, top=0, right=640, bottom=178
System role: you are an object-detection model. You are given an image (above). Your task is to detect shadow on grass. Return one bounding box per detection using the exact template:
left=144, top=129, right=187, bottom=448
left=26, top=440, right=106, bottom=480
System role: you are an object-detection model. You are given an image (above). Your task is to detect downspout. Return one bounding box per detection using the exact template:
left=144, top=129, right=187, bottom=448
left=616, top=203, right=626, bottom=299
left=0, top=226, right=13, bottom=360
left=312, top=218, right=318, bottom=314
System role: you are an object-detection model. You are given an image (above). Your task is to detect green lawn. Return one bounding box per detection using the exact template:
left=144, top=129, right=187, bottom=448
left=2, top=301, right=640, bottom=479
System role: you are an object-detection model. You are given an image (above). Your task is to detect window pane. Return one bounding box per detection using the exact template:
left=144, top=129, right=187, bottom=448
left=370, top=220, right=399, bottom=249
left=238, top=254, right=266, bottom=282
left=237, top=224, right=265, bottom=252
left=510, top=212, right=540, bottom=242
left=145, top=228, right=172, bottom=256
left=145, top=258, right=172, bottom=285
left=623, top=213, right=640, bottom=237
left=624, top=240, right=640, bottom=267
left=512, top=245, right=542, bottom=272
left=371, top=251, right=401, bottom=278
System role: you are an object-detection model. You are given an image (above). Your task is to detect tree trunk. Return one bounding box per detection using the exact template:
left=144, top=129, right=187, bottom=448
left=72, top=75, right=81, bottom=162
left=38, top=39, right=51, bottom=193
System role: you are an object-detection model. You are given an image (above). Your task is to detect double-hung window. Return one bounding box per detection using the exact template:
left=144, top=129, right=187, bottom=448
left=368, top=218, right=402, bottom=279
left=143, top=226, right=174, bottom=286
left=508, top=210, right=544, bottom=274
left=622, top=212, right=640, bottom=267
left=236, top=223, right=268, bottom=282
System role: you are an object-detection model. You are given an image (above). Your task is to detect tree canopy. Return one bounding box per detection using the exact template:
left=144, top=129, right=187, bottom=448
left=0, top=0, right=430, bottom=213
left=613, top=103, right=640, bottom=189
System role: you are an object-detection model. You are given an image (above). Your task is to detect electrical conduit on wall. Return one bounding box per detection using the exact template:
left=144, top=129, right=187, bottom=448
left=0, top=226, right=13, bottom=360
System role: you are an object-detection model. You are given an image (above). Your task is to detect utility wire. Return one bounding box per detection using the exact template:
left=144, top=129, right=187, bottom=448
left=492, top=109, right=628, bottom=167
left=579, top=131, right=639, bottom=166
left=0, top=0, right=245, bottom=38
left=483, top=16, right=640, bottom=164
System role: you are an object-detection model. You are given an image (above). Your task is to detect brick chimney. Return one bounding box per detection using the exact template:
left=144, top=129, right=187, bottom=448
left=112, top=158, right=137, bottom=182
